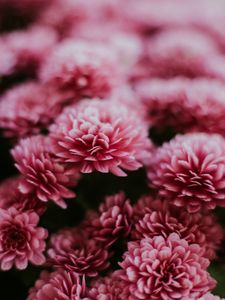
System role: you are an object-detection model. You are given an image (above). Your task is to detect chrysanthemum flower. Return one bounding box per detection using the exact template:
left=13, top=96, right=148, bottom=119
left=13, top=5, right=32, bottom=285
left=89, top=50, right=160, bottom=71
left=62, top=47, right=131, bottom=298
left=11, top=135, right=76, bottom=208
left=132, top=196, right=223, bottom=259
left=27, top=269, right=88, bottom=300
left=136, top=78, right=225, bottom=137
left=0, top=176, right=46, bottom=215
left=88, top=270, right=129, bottom=300
left=0, top=82, right=66, bottom=138
left=119, top=233, right=216, bottom=300
left=40, top=40, right=119, bottom=99
left=148, top=133, right=225, bottom=212
left=199, top=293, right=225, bottom=300
left=6, top=25, right=57, bottom=75
left=50, top=100, right=152, bottom=176
left=48, top=227, right=109, bottom=277
left=0, top=208, right=47, bottom=270
left=87, top=192, right=133, bottom=246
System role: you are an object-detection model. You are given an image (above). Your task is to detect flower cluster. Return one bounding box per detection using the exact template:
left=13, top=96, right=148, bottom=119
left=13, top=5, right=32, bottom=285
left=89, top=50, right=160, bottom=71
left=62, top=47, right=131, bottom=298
left=0, top=0, right=225, bottom=299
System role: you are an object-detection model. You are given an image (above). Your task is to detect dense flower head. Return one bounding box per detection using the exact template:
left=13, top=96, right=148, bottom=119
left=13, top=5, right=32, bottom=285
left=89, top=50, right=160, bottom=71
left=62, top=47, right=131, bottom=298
left=136, top=78, right=225, bottom=136
left=119, top=233, right=216, bottom=300
left=11, top=135, right=76, bottom=208
left=0, top=82, right=66, bottom=138
left=0, top=207, right=47, bottom=270
left=40, top=40, right=119, bottom=99
left=199, top=293, right=225, bottom=300
left=148, top=133, right=225, bottom=212
left=48, top=227, right=109, bottom=277
left=5, top=25, right=57, bottom=75
left=87, top=192, right=133, bottom=246
left=0, top=176, right=46, bottom=215
left=132, top=196, right=223, bottom=259
left=88, top=270, right=130, bottom=300
left=27, top=269, right=88, bottom=300
left=50, top=99, right=152, bottom=176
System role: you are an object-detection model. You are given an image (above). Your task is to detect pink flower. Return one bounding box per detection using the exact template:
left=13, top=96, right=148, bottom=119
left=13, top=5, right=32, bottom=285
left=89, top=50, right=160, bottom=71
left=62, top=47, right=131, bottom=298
left=27, top=269, right=88, bottom=300
left=40, top=40, right=119, bottom=99
left=88, top=270, right=130, bottom=300
left=6, top=25, right=57, bottom=75
left=0, top=82, right=66, bottom=138
left=0, top=176, right=46, bottom=215
left=48, top=227, right=109, bottom=277
left=132, top=196, right=223, bottom=259
left=119, top=233, right=216, bottom=300
left=0, top=41, right=15, bottom=76
left=148, top=133, right=225, bottom=212
left=87, top=192, right=133, bottom=246
left=50, top=99, right=152, bottom=176
left=11, top=135, right=76, bottom=208
left=0, top=207, right=47, bottom=270
left=199, top=293, right=225, bottom=300
left=136, top=78, right=225, bottom=137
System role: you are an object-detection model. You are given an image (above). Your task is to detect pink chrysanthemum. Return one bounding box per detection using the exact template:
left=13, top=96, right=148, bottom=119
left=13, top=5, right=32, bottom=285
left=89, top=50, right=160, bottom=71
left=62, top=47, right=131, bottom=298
left=119, top=233, right=216, bottom=300
left=6, top=25, right=57, bottom=75
left=11, top=135, right=76, bottom=208
left=0, top=82, right=66, bottom=138
left=0, top=176, right=46, bottom=215
left=40, top=40, right=119, bottom=99
left=148, top=133, right=225, bottom=212
left=0, top=207, right=47, bottom=270
left=87, top=192, right=133, bottom=246
left=132, top=196, right=223, bottom=259
left=136, top=78, right=225, bottom=136
left=88, top=270, right=130, bottom=300
left=199, top=293, right=225, bottom=300
left=48, top=227, right=109, bottom=277
left=50, top=99, right=152, bottom=176
left=27, top=269, right=88, bottom=300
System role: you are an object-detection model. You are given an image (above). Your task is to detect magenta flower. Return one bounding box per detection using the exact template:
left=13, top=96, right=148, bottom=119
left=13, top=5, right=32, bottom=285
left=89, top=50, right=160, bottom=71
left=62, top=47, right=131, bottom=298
left=50, top=99, right=152, bottom=176
left=48, top=227, right=109, bottom=277
left=27, top=269, right=88, bottom=300
left=40, top=40, right=119, bottom=98
left=88, top=270, right=129, bottom=300
left=11, top=135, right=76, bottom=208
left=136, top=78, right=225, bottom=137
left=120, top=233, right=216, bottom=300
left=0, top=207, right=47, bottom=270
left=148, top=133, right=225, bottom=212
left=88, top=192, right=133, bottom=246
left=132, top=196, right=223, bottom=259
left=0, top=82, right=64, bottom=138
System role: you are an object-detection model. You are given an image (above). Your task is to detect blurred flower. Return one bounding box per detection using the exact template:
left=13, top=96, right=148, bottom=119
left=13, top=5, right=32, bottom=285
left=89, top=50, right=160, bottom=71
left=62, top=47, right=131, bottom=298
left=11, top=135, right=76, bottom=208
left=48, top=227, right=109, bottom=277
left=148, top=133, right=225, bottom=212
left=40, top=40, right=119, bottom=99
left=50, top=99, right=152, bottom=176
left=120, top=233, right=215, bottom=299
left=132, top=196, right=223, bottom=259
left=199, top=293, right=225, bottom=300
left=0, top=208, right=47, bottom=270
left=27, top=269, right=88, bottom=300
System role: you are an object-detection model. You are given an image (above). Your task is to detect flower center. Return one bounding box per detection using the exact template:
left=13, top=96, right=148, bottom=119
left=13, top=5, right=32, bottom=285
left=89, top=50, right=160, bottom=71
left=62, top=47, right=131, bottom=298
left=2, top=225, right=27, bottom=251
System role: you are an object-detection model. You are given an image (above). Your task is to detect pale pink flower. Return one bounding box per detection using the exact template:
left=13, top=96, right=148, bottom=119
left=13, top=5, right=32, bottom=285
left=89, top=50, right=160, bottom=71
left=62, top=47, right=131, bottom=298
left=0, top=208, right=47, bottom=270
left=48, top=227, right=109, bottom=277
left=27, top=269, right=88, bottom=300
left=11, top=135, right=76, bottom=208
left=199, top=293, right=225, bottom=300
left=40, top=40, right=119, bottom=99
left=148, top=133, right=225, bottom=212
left=0, top=41, right=15, bottom=76
left=120, top=233, right=216, bottom=300
left=0, top=82, right=66, bottom=138
left=88, top=270, right=129, bottom=300
left=132, top=196, right=223, bottom=259
left=50, top=99, right=152, bottom=176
